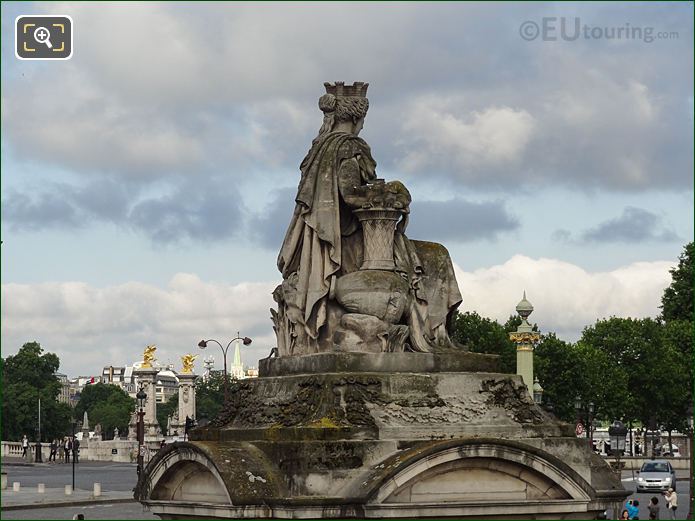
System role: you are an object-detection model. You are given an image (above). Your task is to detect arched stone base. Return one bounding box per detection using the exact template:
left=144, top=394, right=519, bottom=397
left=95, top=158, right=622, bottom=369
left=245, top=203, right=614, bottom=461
left=137, top=370, right=627, bottom=519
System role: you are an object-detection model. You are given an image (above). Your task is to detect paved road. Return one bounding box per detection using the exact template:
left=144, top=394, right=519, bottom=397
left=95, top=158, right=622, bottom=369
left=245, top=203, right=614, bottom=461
left=1, top=502, right=157, bottom=520
left=615, top=470, right=691, bottom=519
left=2, top=461, right=154, bottom=519
left=2, top=461, right=138, bottom=492
left=2, top=461, right=690, bottom=520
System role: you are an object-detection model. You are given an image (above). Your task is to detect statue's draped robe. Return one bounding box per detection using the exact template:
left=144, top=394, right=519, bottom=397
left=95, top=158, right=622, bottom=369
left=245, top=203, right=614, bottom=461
left=278, top=131, right=462, bottom=353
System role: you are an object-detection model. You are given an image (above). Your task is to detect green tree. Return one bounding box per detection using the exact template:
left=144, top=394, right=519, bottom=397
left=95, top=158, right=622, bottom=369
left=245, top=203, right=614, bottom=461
left=1, top=342, right=72, bottom=441
left=195, top=372, right=225, bottom=422
left=75, top=383, right=134, bottom=439
left=660, top=242, right=693, bottom=323
left=574, top=341, right=630, bottom=423
left=450, top=311, right=516, bottom=373
left=534, top=334, right=584, bottom=423
left=579, top=317, right=690, bottom=431
left=157, top=394, right=179, bottom=435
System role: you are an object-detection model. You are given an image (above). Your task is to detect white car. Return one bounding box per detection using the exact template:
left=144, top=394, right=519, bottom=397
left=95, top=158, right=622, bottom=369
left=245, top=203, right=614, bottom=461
left=636, top=460, right=677, bottom=492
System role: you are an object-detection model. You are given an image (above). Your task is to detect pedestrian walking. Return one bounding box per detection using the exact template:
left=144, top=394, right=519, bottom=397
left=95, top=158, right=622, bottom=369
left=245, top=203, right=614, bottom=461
left=648, top=496, right=660, bottom=520
left=21, top=434, right=28, bottom=458
left=72, top=437, right=80, bottom=464
left=64, top=436, right=72, bottom=463
left=663, top=488, right=677, bottom=520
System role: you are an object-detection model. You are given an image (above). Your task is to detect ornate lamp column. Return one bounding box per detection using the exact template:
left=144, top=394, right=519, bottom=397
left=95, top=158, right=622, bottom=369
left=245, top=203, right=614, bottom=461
left=134, top=344, right=162, bottom=439
left=177, top=354, right=198, bottom=432
left=509, top=292, right=541, bottom=392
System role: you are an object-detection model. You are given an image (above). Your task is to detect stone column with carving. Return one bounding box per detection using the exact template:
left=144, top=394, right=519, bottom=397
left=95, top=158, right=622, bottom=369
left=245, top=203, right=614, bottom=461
left=177, top=373, right=197, bottom=425
left=509, top=292, right=541, bottom=392
left=134, top=367, right=162, bottom=439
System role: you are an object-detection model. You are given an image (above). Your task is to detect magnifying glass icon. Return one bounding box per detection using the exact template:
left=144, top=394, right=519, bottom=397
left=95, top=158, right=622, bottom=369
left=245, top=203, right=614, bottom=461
left=33, top=26, right=53, bottom=49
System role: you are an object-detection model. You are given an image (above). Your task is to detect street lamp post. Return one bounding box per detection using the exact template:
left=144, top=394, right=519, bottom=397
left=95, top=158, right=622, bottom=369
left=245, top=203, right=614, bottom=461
left=198, top=333, right=252, bottom=402
left=575, top=396, right=595, bottom=450
left=686, top=409, right=693, bottom=520
left=588, top=402, right=595, bottom=451
left=34, top=397, right=43, bottom=463
left=71, top=418, right=77, bottom=491
left=136, top=386, right=147, bottom=477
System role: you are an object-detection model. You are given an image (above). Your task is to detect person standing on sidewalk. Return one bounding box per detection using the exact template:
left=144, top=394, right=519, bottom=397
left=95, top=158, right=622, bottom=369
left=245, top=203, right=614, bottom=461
left=63, top=436, right=72, bottom=463
left=21, top=434, right=28, bottom=458
left=664, top=488, right=677, bottom=520
left=648, top=496, right=660, bottom=520
left=72, top=437, right=80, bottom=464
left=48, top=438, right=57, bottom=462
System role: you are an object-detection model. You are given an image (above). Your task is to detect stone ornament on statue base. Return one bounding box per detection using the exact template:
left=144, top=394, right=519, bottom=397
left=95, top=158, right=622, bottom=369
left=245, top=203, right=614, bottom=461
left=137, top=82, right=628, bottom=520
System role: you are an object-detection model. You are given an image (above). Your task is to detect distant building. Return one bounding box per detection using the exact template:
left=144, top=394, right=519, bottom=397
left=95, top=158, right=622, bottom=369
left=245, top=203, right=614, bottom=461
left=155, top=368, right=179, bottom=403
left=101, top=363, right=179, bottom=403
left=55, top=373, right=69, bottom=402
left=228, top=340, right=259, bottom=380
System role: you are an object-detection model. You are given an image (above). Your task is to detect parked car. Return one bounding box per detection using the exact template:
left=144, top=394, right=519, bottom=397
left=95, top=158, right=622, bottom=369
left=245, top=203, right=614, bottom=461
left=636, top=460, right=677, bottom=492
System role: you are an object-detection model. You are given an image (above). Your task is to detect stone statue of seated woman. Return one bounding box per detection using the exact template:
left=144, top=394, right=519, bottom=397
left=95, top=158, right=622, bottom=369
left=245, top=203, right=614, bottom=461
left=273, top=82, right=464, bottom=356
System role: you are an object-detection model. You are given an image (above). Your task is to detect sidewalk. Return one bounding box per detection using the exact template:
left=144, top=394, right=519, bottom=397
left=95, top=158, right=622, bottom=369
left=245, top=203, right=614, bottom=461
left=2, top=457, right=135, bottom=468
left=1, top=487, right=134, bottom=510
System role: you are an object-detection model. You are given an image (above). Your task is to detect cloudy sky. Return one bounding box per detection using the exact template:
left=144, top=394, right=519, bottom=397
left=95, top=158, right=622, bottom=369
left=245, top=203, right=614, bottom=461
left=1, top=2, right=692, bottom=377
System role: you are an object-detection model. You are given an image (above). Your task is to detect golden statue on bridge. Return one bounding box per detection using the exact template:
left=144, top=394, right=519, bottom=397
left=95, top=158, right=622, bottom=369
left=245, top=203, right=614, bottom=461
left=142, top=344, right=157, bottom=369
left=181, top=353, right=197, bottom=374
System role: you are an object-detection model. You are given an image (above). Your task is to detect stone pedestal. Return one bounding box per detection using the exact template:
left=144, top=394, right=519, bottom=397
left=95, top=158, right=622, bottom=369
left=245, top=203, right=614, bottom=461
left=136, top=353, right=628, bottom=519
left=135, top=367, right=162, bottom=440
left=169, top=373, right=197, bottom=435
left=177, top=373, right=197, bottom=422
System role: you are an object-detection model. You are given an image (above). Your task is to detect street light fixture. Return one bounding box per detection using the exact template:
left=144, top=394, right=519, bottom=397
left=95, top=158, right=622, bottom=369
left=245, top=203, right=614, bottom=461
left=574, top=396, right=595, bottom=450
left=198, top=332, right=252, bottom=402
left=136, top=386, right=147, bottom=477
left=608, top=420, right=628, bottom=472
left=532, top=377, right=544, bottom=405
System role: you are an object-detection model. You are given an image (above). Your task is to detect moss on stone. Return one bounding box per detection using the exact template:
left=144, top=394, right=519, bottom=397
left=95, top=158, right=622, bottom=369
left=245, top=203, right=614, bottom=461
left=308, top=416, right=341, bottom=429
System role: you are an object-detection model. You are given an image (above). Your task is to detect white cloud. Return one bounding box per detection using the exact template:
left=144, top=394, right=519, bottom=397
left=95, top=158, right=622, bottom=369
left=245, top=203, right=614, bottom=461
left=2, top=256, right=674, bottom=376
left=456, top=255, right=673, bottom=341
left=1, top=274, right=279, bottom=376
left=398, top=97, right=536, bottom=175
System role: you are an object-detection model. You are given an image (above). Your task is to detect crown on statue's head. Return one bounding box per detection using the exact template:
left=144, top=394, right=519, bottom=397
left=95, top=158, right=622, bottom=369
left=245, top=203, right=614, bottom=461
left=324, top=81, right=369, bottom=97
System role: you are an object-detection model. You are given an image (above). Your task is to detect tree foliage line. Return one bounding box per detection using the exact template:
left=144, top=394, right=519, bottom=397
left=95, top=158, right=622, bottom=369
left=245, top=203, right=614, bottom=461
left=450, top=242, right=693, bottom=434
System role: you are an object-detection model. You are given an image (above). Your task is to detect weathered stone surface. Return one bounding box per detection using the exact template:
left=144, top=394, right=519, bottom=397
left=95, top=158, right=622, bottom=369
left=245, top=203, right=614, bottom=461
left=259, top=351, right=499, bottom=377
left=137, top=370, right=627, bottom=519
left=274, top=82, right=463, bottom=355
left=137, top=82, right=629, bottom=519
left=334, top=270, right=409, bottom=323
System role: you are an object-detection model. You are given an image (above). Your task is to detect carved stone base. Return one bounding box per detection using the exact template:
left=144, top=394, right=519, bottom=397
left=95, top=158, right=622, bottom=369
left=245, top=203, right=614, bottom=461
left=259, top=351, right=499, bottom=377
left=136, top=369, right=628, bottom=519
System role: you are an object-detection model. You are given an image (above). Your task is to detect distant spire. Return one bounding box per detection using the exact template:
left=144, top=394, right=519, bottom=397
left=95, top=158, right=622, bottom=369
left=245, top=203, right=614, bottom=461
left=233, top=339, right=242, bottom=367
left=230, top=337, right=244, bottom=379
